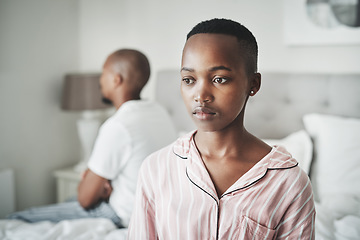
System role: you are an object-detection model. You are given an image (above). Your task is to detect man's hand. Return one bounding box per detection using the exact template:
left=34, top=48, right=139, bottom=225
left=101, top=180, right=113, bottom=202
left=77, top=169, right=112, bottom=209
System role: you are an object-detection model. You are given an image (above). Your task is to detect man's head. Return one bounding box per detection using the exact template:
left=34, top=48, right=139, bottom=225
left=187, top=18, right=258, bottom=77
left=100, top=49, right=150, bottom=108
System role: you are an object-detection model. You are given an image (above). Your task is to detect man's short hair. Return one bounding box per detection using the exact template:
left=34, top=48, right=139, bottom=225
left=187, top=18, right=258, bottom=76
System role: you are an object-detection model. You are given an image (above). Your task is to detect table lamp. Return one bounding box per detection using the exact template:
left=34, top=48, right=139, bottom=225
left=61, top=73, right=111, bottom=172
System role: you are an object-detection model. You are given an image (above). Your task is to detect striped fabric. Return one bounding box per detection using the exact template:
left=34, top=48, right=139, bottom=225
left=128, top=131, right=315, bottom=239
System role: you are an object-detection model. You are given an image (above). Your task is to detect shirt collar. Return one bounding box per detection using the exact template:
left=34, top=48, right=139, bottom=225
left=173, top=131, right=298, bottom=199
left=172, top=130, right=195, bottom=159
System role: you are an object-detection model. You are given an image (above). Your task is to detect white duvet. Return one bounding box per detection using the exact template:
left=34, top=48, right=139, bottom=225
left=315, top=195, right=360, bottom=240
left=0, top=218, right=127, bottom=240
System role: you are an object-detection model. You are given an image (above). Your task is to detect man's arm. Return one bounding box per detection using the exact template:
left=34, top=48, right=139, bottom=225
left=77, top=169, right=113, bottom=209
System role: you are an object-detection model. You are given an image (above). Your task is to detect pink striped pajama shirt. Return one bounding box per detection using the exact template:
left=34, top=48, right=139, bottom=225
left=128, top=131, right=315, bottom=239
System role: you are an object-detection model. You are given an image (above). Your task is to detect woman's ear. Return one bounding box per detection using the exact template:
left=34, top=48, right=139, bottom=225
left=249, top=72, right=261, bottom=96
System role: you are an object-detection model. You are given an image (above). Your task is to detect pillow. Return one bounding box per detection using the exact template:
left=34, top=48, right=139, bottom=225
left=303, top=113, right=360, bottom=200
left=263, top=130, right=313, bottom=175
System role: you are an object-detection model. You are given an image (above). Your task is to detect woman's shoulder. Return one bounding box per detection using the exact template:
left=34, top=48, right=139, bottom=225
left=146, top=142, right=175, bottom=160
left=141, top=132, right=194, bottom=172
left=266, top=146, right=311, bottom=188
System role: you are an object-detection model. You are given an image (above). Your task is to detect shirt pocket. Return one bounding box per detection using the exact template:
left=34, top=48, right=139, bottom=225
left=233, top=215, right=277, bottom=240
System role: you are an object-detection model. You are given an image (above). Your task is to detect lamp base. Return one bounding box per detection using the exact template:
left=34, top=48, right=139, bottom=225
left=74, top=110, right=102, bottom=173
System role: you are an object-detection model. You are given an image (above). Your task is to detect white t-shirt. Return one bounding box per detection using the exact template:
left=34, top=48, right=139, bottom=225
left=88, top=100, right=177, bottom=227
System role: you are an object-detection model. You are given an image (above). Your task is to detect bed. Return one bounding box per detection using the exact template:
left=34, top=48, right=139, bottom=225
left=1, top=70, right=360, bottom=239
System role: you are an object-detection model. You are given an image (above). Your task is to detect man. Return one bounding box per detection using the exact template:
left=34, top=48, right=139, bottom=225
left=8, top=49, right=177, bottom=228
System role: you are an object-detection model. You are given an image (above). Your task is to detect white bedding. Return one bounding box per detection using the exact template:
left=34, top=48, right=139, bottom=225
left=0, top=218, right=127, bottom=240
left=305, top=113, right=360, bottom=239
left=315, top=197, right=360, bottom=240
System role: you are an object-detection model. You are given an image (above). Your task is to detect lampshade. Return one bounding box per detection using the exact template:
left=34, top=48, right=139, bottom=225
left=61, top=73, right=110, bottom=111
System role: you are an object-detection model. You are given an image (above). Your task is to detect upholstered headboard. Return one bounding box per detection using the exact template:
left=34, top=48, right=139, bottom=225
left=155, top=70, right=360, bottom=139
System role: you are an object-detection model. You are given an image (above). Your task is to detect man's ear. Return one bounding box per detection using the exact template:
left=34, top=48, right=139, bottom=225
left=249, top=72, right=261, bottom=96
left=113, top=74, right=123, bottom=87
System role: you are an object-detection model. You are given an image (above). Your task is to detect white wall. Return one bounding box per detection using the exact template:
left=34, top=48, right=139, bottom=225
left=0, top=0, right=80, bottom=210
left=78, top=0, right=360, bottom=100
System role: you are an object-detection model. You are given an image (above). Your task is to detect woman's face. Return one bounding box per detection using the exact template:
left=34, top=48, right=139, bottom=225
left=181, top=33, right=257, bottom=132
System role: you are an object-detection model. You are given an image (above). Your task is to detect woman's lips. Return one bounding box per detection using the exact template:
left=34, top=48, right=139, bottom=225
left=192, top=107, right=216, bottom=120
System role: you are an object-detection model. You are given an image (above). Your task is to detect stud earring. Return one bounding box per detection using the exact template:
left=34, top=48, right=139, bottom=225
left=250, top=90, right=254, bottom=95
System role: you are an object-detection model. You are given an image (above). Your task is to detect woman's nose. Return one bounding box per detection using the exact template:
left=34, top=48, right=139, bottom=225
left=194, top=82, right=214, bottom=103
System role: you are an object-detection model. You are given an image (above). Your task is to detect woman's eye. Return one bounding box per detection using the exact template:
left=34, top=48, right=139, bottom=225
left=182, top=78, right=194, bottom=85
left=213, top=77, right=227, bottom=84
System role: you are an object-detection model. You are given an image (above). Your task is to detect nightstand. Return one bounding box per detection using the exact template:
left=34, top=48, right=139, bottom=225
left=53, top=168, right=81, bottom=203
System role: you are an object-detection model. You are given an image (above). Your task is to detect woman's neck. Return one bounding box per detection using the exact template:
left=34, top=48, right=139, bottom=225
left=194, top=125, right=250, bottom=159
